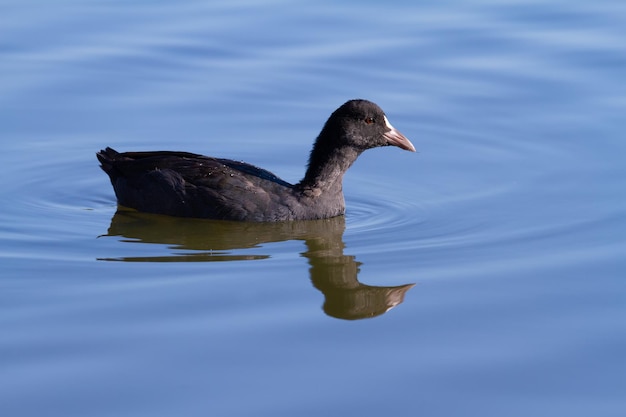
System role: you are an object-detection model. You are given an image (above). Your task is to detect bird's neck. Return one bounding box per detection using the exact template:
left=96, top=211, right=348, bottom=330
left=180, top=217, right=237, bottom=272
left=297, top=144, right=361, bottom=197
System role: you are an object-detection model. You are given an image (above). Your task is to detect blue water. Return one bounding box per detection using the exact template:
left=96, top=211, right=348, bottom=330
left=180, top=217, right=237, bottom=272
left=1, top=1, right=626, bottom=416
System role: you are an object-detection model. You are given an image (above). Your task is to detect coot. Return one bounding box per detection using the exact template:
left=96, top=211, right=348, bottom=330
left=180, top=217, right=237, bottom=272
left=97, top=99, right=415, bottom=222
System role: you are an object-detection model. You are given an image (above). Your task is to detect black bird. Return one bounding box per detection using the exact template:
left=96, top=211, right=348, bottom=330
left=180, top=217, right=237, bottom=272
left=97, top=99, right=415, bottom=222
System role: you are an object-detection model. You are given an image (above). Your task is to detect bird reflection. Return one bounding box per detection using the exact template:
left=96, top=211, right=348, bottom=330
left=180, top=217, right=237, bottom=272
left=100, top=209, right=414, bottom=320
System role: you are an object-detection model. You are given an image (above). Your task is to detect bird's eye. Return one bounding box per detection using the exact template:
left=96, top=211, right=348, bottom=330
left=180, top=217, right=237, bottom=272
left=364, top=117, right=375, bottom=124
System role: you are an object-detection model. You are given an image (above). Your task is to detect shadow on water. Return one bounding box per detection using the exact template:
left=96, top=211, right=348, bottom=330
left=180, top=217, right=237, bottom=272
left=99, top=209, right=415, bottom=320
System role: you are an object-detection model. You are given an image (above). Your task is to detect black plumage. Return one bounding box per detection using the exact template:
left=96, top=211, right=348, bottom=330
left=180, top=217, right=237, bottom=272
left=97, top=99, right=415, bottom=221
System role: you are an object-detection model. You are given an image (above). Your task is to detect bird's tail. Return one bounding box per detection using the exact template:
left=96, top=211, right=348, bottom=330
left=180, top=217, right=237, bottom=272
left=96, top=147, right=121, bottom=175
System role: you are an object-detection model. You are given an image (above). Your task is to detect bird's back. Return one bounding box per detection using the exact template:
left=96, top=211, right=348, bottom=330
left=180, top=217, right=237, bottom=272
left=97, top=147, right=302, bottom=221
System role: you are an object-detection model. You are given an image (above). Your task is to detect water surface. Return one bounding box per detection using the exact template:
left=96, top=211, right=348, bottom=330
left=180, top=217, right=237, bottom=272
left=1, top=1, right=625, bottom=416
